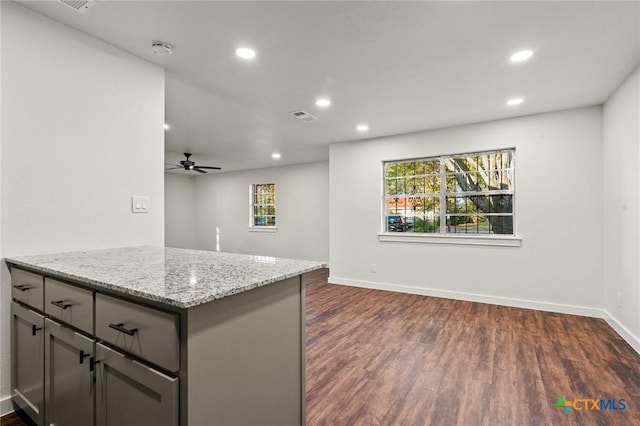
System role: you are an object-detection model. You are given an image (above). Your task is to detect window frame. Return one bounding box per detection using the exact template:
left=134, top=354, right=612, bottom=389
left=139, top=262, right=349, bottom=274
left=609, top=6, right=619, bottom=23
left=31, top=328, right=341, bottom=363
left=249, top=183, right=277, bottom=232
left=379, top=148, right=521, bottom=247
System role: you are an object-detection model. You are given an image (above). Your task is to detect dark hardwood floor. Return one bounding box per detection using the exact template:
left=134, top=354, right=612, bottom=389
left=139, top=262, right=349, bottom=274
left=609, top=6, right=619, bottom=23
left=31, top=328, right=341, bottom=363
left=3, top=268, right=639, bottom=425
left=0, top=410, right=34, bottom=426
left=305, top=269, right=640, bottom=426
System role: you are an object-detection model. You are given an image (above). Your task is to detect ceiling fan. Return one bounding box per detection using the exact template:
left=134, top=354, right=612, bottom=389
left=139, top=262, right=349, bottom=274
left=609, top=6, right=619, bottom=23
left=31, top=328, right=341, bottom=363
left=165, top=152, right=222, bottom=174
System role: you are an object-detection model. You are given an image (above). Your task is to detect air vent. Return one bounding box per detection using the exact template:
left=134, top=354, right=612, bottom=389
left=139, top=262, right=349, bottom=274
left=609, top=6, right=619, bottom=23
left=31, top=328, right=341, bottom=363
left=289, top=110, right=318, bottom=123
left=58, top=0, right=96, bottom=13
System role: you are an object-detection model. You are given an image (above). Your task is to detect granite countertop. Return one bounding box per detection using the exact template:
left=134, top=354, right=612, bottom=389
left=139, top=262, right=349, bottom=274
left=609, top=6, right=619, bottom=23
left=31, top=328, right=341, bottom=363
left=5, top=246, right=326, bottom=309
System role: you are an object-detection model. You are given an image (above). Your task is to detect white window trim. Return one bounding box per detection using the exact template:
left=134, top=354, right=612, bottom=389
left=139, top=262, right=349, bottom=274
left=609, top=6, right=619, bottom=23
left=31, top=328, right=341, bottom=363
left=249, top=183, right=277, bottom=232
left=378, top=232, right=521, bottom=247
left=380, top=148, right=519, bottom=246
left=248, top=226, right=278, bottom=233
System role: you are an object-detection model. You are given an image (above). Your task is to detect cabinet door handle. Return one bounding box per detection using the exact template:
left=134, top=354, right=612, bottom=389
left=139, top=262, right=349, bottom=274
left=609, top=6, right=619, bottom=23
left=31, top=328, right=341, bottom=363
left=89, top=357, right=101, bottom=372
left=32, top=324, right=42, bottom=336
left=79, top=350, right=91, bottom=364
left=50, top=300, right=72, bottom=309
left=12, top=284, right=30, bottom=292
left=108, top=323, right=138, bottom=336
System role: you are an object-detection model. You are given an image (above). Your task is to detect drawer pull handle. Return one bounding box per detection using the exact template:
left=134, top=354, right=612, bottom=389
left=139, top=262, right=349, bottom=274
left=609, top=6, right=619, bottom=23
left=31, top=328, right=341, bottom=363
left=89, top=357, right=101, bottom=372
left=108, top=323, right=138, bottom=336
left=32, top=324, right=42, bottom=336
left=51, top=300, right=72, bottom=309
left=13, top=284, right=30, bottom=292
left=79, top=350, right=91, bottom=364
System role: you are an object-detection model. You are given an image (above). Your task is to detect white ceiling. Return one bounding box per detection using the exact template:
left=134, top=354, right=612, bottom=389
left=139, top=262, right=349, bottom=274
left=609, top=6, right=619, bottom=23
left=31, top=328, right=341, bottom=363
left=17, top=1, right=640, bottom=173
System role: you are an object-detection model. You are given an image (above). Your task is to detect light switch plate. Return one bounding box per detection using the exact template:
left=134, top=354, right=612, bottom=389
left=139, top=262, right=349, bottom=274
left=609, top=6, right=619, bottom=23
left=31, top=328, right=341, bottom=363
left=132, top=196, right=150, bottom=213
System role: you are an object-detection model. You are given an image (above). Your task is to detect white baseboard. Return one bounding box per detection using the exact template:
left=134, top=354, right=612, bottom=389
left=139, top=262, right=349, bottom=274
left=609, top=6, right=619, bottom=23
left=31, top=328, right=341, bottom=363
left=328, top=276, right=640, bottom=355
left=1, top=395, right=13, bottom=417
left=328, top=276, right=604, bottom=318
left=603, top=310, right=640, bottom=354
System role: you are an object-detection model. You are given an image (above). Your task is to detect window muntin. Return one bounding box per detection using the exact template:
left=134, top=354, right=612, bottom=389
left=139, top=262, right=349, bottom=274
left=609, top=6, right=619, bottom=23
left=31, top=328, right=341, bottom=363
left=384, top=149, right=515, bottom=236
left=251, top=183, right=276, bottom=227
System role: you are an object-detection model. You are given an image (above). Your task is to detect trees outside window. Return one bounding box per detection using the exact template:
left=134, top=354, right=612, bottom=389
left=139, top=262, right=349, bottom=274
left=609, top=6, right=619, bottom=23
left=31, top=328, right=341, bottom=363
left=384, top=149, right=515, bottom=235
left=251, top=183, right=276, bottom=227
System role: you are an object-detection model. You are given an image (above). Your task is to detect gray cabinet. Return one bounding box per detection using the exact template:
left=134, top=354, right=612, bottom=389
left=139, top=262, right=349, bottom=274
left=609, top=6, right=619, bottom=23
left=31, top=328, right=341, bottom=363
left=9, top=264, right=304, bottom=426
left=45, top=277, right=94, bottom=334
left=44, top=319, right=95, bottom=426
left=11, top=302, right=45, bottom=426
left=95, top=293, right=180, bottom=373
left=11, top=267, right=180, bottom=426
left=95, top=343, right=179, bottom=426
left=11, top=269, right=44, bottom=311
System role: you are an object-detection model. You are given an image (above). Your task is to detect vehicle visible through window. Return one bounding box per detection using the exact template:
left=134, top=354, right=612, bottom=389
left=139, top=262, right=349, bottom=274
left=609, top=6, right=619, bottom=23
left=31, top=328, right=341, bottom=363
left=384, top=149, right=515, bottom=236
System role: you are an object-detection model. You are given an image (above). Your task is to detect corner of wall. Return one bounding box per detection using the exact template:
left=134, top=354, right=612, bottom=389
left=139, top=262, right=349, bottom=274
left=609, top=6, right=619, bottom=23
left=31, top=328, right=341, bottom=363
left=603, top=310, right=640, bottom=354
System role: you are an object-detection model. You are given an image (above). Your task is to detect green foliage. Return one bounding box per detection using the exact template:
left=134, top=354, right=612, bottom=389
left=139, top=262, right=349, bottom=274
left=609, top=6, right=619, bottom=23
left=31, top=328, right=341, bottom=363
left=414, top=217, right=439, bottom=233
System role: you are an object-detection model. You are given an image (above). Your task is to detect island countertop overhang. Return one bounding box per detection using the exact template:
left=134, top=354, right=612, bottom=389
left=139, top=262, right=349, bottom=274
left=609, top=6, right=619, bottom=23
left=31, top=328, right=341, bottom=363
left=5, top=246, right=326, bottom=309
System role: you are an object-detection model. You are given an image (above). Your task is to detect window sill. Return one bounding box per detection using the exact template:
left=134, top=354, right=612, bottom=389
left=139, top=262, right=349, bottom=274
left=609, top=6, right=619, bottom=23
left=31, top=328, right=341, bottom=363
left=378, top=233, right=522, bottom=247
left=248, top=227, right=278, bottom=233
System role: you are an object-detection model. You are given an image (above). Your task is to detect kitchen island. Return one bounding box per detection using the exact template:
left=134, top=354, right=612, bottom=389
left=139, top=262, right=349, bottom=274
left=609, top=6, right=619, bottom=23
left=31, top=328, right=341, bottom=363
left=6, top=246, right=325, bottom=426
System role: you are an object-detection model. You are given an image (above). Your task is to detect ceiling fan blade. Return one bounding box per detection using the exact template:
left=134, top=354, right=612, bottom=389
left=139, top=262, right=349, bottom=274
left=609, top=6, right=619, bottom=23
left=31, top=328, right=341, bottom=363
left=165, top=163, right=181, bottom=167
left=193, top=168, right=208, bottom=174
left=165, top=167, right=182, bottom=171
left=195, top=166, right=222, bottom=170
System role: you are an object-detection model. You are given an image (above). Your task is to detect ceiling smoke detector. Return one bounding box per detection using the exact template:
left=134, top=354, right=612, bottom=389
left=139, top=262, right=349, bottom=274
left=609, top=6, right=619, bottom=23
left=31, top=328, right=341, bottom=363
left=152, top=42, right=173, bottom=56
left=58, top=0, right=96, bottom=13
left=289, top=110, right=318, bottom=123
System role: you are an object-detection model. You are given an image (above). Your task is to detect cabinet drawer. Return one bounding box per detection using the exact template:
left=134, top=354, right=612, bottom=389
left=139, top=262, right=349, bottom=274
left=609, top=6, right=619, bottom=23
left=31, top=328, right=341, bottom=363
left=11, top=269, right=44, bottom=311
left=96, top=343, right=179, bottom=426
left=45, top=278, right=93, bottom=334
left=95, top=293, right=179, bottom=372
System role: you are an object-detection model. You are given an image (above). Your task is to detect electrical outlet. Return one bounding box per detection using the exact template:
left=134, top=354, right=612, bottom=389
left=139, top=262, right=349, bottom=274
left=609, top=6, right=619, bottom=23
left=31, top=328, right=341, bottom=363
left=371, top=263, right=376, bottom=273
left=617, top=292, right=622, bottom=308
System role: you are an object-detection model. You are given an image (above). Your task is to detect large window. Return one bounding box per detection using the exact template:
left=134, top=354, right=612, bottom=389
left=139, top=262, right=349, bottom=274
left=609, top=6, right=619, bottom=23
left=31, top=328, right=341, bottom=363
left=250, top=183, right=276, bottom=227
left=384, top=149, right=515, bottom=236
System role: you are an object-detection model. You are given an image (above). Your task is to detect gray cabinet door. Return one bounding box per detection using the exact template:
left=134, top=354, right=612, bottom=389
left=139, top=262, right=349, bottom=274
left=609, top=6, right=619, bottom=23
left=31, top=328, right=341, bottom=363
left=11, top=302, right=45, bottom=426
left=44, top=319, right=95, bottom=426
left=95, top=343, right=179, bottom=426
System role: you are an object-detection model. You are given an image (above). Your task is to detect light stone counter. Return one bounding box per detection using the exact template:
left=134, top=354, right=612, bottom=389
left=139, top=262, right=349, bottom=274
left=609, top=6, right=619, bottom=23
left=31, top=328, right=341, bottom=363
left=5, top=246, right=326, bottom=309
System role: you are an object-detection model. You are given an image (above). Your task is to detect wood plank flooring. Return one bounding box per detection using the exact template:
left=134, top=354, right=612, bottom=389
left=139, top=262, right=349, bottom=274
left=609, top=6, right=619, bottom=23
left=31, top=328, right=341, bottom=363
left=305, top=269, right=640, bottom=426
left=0, top=410, right=34, bottom=426
left=3, top=268, right=639, bottom=425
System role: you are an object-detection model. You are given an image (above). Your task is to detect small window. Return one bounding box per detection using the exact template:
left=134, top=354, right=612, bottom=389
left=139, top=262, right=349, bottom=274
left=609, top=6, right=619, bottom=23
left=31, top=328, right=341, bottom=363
left=384, top=149, right=515, bottom=236
left=250, top=183, right=276, bottom=227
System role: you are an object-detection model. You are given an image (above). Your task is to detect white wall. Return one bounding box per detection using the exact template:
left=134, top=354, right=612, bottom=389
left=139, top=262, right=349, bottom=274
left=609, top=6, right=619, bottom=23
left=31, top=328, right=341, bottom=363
left=0, top=1, right=5, bottom=416
left=165, top=173, right=197, bottom=249
left=0, top=3, right=165, bottom=413
left=330, top=107, right=604, bottom=315
left=603, top=65, right=640, bottom=351
left=192, top=162, right=329, bottom=262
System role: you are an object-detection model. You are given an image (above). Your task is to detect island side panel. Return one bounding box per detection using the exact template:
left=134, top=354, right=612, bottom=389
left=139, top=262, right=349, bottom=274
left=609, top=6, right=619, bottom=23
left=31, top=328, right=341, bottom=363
left=186, top=276, right=304, bottom=426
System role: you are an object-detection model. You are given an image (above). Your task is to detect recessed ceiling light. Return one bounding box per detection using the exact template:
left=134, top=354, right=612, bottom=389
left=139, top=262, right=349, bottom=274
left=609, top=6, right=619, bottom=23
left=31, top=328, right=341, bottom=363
left=235, top=47, right=256, bottom=60
left=509, top=49, right=534, bottom=63
left=164, top=123, right=170, bottom=131
left=356, top=124, right=369, bottom=132
left=315, top=98, right=331, bottom=107
left=271, top=153, right=281, bottom=160
left=506, top=97, right=524, bottom=106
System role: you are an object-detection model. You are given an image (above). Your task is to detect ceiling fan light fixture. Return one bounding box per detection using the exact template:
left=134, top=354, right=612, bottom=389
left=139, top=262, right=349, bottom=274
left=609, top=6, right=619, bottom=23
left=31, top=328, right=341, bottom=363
left=166, top=152, right=222, bottom=174
left=271, top=153, right=281, bottom=160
